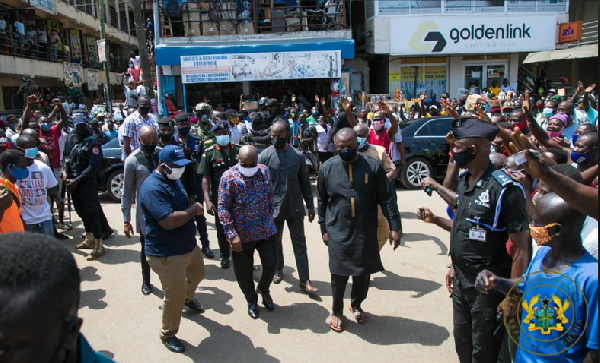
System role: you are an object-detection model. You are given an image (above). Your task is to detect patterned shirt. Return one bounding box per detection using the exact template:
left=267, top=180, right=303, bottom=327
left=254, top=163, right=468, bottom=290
left=122, top=111, right=158, bottom=152
left=217, top=164, right=276, bottom=243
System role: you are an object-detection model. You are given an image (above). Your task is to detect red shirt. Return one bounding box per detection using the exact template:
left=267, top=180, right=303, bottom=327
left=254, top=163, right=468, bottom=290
left=39, top=125, right=61, bottom=169
left=368, top=128, right=391, bottom=157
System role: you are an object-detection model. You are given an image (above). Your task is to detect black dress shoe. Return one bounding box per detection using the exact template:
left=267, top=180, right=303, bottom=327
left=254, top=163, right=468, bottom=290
left=248, top=303, right=259, bottom=319
left=55, top=232, right=70, bottom=240
left=221, top=257, right=230, bottom=269
left=272, top=270, right=282, bottom=284
left=201, top=247, right=214, bottom=258
left=258, top=290, right=275, bottom=311
left=101, top=229, right=114, bottom=240
left=162, top=336, right=185, bottom=353
left=141, top=283, right=152, bottom=296
left=184, top=299, right=205, bottom=312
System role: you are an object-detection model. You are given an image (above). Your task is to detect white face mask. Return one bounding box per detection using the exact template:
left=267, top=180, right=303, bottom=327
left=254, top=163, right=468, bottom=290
left=239, top=164, right=258, bottom=177
left=164, top=164, right=185, bottom=180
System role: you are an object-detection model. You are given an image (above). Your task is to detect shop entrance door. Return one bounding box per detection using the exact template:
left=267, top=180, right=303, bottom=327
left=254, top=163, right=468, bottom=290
left=464, top=64, right=507, bottom=92
left=465, top=65, right=483, bottom=93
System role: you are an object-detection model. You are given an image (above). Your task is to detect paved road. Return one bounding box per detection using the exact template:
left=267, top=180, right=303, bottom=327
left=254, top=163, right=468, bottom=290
left=67, top=186, right=458, bottom=362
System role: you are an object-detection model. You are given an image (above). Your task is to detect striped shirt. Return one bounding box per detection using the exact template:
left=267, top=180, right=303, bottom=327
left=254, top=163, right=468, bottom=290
left=122, top=111, right=158, bottom=152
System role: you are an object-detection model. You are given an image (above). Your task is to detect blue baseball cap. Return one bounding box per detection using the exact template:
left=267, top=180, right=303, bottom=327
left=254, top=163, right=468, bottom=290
left=158, top=145, right=191, bottom=166
left=73, top=113, right=88, bottom=126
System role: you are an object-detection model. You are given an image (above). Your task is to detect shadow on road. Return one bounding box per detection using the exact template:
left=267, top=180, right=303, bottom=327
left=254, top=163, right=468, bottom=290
left=80, top=266, right=101, bottom=282
left=80, top=288, right=108, bottom=310
left=372, top=270, right=442, bottom=298
left=262, top=302, right=331, bottom=335
left=193, top=286, right=234, bottom=315
left=401, top=230, right=448, bottom=256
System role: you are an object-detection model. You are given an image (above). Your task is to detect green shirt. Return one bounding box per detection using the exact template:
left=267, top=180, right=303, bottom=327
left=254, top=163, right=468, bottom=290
left=197, top=143, right=240, bottom=202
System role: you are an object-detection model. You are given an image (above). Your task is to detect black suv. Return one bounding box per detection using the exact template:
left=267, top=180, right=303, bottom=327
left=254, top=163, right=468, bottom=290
left=397, top=117, right=453, bottom=189
left=99, top=138, right=124, bottom=202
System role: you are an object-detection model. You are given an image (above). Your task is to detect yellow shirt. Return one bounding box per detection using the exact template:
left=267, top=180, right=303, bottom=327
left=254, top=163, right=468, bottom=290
left=489, top=86, right=501, bottom=98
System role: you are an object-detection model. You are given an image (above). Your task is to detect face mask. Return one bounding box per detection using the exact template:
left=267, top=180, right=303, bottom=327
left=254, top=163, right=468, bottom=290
left=542, top=108, right=553, bottom=118
left=40, top=123, right=51, bottom=132
left=529, top=223, right=559, bottom=246
left=271, top=137, right=288, bottom=149
left=453, top=147, right=476, bottom=168
left=572, top=134, right=579, bottom=145
left=216, top=135, right=230, bottom=146
left=139, top=106, right=151, bottom=115
left=357, top=137, right=367, bottom=149
left=239, top=165, right=258, bottom=177
left=178, top=126, right=190, bottom=136
left=8, top=164, right=29, bottom=180
left=164, top=164, right=185, bottom=180
left=159, top=133, right=174, bottom=143
left=571, top=150, right=590, bottom=164
left=75, top=128, right=88, bottom=137
left=547, top=131, right=562, bottom=139
left=24, top=147, right=38, bottom=159
left=339, top=147, right=357, bottom=162
left=140, top=144, right=157, bottom=154
left=200, top=114, right=209, bottom=123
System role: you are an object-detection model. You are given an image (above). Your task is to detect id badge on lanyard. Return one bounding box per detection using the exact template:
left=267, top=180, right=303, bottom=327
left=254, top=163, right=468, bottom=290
left=469, top=217, right=487, bottom=242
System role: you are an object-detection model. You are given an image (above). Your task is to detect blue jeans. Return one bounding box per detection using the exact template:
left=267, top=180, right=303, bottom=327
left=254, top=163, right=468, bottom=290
left=25, top=219, right=55, bottom=237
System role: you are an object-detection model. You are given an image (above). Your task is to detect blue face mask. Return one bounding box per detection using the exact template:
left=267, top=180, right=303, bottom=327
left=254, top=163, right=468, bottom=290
left=8, top=164, right=29, bottom=180
left=357, top=137, right=367, bottom=149
left=542, top=108, right=553, bottom=118
left=216, top=135, right=230, bottom=146
left=24, top=147, right=38, bottom=159
left=571, top=151, right=590, bottom=164
left=40, top=123, right=51, bottom=132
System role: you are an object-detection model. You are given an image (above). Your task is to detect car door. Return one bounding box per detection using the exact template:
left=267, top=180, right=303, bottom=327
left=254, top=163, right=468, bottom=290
left=422, top=118, right=452, bottom=175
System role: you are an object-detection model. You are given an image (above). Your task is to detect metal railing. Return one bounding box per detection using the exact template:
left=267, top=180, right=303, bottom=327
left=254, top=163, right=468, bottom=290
left=159, top=0, right=348, bottom=38
left=57, top=0, right=138, bottom=37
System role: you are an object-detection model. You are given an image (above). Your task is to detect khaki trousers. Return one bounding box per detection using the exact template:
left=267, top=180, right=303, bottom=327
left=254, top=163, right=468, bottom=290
left=147, top=246, right=205, bottom=339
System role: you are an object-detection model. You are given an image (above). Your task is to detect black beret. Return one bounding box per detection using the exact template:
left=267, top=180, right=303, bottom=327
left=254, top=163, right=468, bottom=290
left=211, top=120, right=229, bottom=132
left=451, top=117, right=499, bottom=141
left=157, top=116, right=175, bottom=126
left=174, top=112, right=192, bottom=122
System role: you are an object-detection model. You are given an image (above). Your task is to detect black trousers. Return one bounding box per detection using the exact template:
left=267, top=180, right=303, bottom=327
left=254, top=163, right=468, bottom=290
left=331, top=274, right=370, bottom=315
left=100, top=206, right=110, bottom=233
left=140, top=234, right=150, bottom=285
left=273, top=216, right=310, bottom=281
left=452, top=277, right=505, bottom=363
left=231, top=238, right=277, bottom=304
left=71, top=182, right=102, bottom=239
left=214, top=213, right=230, bottom=258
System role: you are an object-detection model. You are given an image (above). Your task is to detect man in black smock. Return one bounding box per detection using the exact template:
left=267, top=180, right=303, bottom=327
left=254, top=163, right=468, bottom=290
left=317, top=127, right=402, bottom=332
left=448, top=118, right=530, bottom=363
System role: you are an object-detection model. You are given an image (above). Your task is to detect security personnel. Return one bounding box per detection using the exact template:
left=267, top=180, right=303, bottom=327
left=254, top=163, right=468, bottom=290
left=193, top=102, right=215, bottom=149
left=175, top=112, right=213, bottom=258
left=448, top=117, right=530, bottom=363
left=197, top=121, right=240, bottom=269
left=89, top=117, right=108, bottom=145
left=65, top=113, right=106, bottom=261
left=157, top=116, right=196, bottom=200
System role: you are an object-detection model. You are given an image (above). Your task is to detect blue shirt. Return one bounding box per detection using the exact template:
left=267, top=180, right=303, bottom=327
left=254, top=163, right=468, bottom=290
left=289, top=118, right=300, bottom=147
left=79, top=334, right=114, bottom=362
left=140, top=172, right=197, bottom=257
left=105, top=130, right=118, bottom=142
left=515, top=246, right=598, bottom=363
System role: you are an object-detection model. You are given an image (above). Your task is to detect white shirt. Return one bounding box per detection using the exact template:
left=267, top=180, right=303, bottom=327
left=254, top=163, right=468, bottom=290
left=315, top=124, right=333, bottom=152
left=230, top=124, right=242, bottom=144
left=62, top=101, right=72, bottom=116
left=37, top=29, right=47, bottom=43
left=136, top=85, right=146, bottom=97
left=124, top=87, right=137, bottom=108
left=389, top=128, right=404, bottom=163
left=18, top=160, right=58, bottom=224
left=500, top=84, right=513, bottom=93
left=118, top=123, right=126, bottom=160
left=58, top=130, right=68, bottom=161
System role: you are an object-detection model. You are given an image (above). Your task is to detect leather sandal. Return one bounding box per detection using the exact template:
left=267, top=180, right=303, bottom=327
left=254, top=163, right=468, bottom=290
left=329, top=314, right=344, bottom=332
left=348, top=305, right=368, bottom=325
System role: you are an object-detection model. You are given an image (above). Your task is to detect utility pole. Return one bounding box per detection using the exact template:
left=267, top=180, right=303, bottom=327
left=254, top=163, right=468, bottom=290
left=98, top=0, right=112, bottom=112
left=131, top=0, right=152, bottom=95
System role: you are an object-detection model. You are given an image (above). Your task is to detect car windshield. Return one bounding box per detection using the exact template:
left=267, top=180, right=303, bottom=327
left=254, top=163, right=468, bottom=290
left=103, top=138, right=120, bottom=149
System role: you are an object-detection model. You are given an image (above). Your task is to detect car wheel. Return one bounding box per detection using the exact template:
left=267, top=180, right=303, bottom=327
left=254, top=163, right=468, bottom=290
left=400, top=157, right=433, bottom=190
left=106, top=169, right=124, bottom=202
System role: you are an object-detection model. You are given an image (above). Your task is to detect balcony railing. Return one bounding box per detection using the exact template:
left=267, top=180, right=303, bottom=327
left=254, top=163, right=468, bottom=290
left=159, top=0, right=348, bottom=39
left=58, top=0, right=138, bottom=38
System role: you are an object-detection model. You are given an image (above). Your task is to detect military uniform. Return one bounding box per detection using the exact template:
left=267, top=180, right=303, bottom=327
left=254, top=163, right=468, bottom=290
left=197, top=142, right=240, bottom=260
left=17, top=77, right=39, bottom=105
left=195, top=121, right=215, bottom=150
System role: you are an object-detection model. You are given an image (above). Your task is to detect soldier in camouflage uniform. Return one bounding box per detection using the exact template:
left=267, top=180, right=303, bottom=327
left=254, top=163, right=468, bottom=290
left=17, top=75, right=39, bottom=106
left=193, top=102, right=215, bottom=148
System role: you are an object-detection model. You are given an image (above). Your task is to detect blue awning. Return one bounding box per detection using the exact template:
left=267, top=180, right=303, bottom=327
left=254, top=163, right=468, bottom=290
left=154, top=38, right=354, bottom=65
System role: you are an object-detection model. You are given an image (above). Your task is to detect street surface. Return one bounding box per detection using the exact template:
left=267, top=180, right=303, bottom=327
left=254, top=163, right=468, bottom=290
left=69, top=186, right=458, bottom=362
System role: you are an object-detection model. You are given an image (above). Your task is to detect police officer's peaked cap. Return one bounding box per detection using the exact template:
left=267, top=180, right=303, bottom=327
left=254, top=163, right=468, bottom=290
left=211, top=120, right=229, bottom=133
left=174, top=112, right=192, bottom=123
left=451, top=118, right=498, bottom=141
left=157, top=116, right=175, bottom=127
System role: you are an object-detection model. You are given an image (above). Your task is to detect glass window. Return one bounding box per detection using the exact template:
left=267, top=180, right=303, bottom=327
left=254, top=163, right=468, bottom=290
left=410, top=0, right=442, bottom=14
left=465, top=65, right=483, bottom=91
left=415, top=123, right=431, bottom=136
left=507, top=0, right=536, bottom=12
left=474, top=0, right=504, bottom=12
left=377, top=0, right=409, bottom=15
left=400, top=65, right=447, bottom=100
left=537, top=0, right=567, bottom=12
left=427, top=118, right=452, bottom=136
left=486, top=64, right=505, bottom=89
left=445, top=0, right=472, bottom=12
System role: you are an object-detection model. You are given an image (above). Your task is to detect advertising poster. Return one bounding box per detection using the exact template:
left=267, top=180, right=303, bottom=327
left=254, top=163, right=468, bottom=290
left=63, top=62, right=83, bottom=87
left=181, top=50, right=341, bottom=84
left=30, top=0, right=55, bottom=14
left=340, top=69, right=351, bottom=97
left=69, top=29, right=81, bottom=63
left=86, top=36, right=98, bottom=68
left=87, top=69, right=99, bottom=91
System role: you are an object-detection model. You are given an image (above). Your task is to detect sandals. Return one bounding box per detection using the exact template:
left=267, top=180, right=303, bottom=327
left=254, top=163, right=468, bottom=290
left=349, top=305, right=369, bottom=325
left=329, top=314, right=344, bottom=332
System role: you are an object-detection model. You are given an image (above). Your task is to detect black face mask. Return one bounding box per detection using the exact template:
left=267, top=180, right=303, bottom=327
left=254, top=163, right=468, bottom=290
left=75, top=128, right=88, bottom=138
left=271, top=137, right=289, bottom=149
left=139, top=106, right=151, bottom=115
left=339, top=147, right=358, bottom=162
left=159, top=133, right=174, bottom=144
left=140, top=144, right=157, bottom=154
left=453, top=147, right=476, bottom=168
left=178, top=127, right=191, bottom=136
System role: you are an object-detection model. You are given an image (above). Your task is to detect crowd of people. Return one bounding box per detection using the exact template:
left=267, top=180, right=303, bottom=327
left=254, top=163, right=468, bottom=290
left=0, top=76, right=597, bottom=362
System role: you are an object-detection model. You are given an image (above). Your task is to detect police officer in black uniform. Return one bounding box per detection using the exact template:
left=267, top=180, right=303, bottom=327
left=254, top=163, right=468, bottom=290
left=89, top=117, right=108, bottom=145
left=243, top=98, right=282, bottom=148
left=65, top=113, right=106, bottom=261
left=447, top=118, right=530, bottom=363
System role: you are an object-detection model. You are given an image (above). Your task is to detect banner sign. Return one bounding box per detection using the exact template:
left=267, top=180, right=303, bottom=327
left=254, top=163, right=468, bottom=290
left=97, top=39, right=107, bottom=63
left=390, top=15, right=556, bottom=55
left=181, top=50, right=341, bottom=84
left=69, top=29, right=81, bottom=63
left=63, top=62, right=83, bottom=87
left=86, top=36, right=98, bottom=68
left=30, top=0, right=55, bottom=14
left=87, top=69, right=99, bottom=91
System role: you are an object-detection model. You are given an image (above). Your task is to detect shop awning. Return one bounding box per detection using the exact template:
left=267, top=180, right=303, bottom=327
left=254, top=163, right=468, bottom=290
left=523, top=44, right=598, bottom=64
left=154, top=38, right=354, bottom=66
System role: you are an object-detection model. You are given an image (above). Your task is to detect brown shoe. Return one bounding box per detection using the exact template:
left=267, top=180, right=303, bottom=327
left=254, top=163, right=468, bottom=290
left=299, top=280, right=319, bottom=293
left=86, top=239, right=105, bottom=261
left=76, top=233, right=95, bottom=249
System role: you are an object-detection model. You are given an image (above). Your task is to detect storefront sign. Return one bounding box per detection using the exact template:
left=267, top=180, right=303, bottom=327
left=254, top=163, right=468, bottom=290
left=30, top=0, right=55, bottom=14
left=180, top=50, right=341, bottom=84
left=558, top=21, right=582, bottom=43
left=390, top=15, right=556, bottom=56
left=63, top=62, right=83, bottom=87
left=389, top=72, right=400, bottom=81
left=87, top=69, right=99, bottom=91
left=97, top=39, right=107, bottom=63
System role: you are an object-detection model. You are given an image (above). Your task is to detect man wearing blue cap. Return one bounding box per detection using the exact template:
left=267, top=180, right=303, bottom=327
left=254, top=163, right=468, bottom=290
left=447, top=118, right=530, bottom=363
left=139, top=145, right=206, bottom=354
